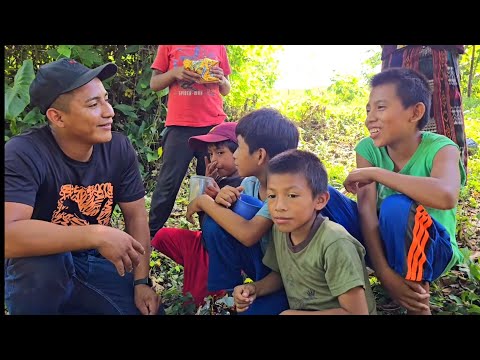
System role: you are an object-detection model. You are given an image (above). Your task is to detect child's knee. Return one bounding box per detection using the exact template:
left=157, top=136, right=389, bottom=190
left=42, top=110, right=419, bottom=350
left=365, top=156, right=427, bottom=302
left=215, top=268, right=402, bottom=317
left=379, top=194, right=415, bottom=220
left=151, top=227, right=180, bottom=250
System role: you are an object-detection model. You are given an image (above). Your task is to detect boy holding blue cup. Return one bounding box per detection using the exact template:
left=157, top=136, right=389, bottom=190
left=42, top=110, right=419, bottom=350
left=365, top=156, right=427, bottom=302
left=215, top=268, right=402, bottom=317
left=186, top=108, right=299, bottom=314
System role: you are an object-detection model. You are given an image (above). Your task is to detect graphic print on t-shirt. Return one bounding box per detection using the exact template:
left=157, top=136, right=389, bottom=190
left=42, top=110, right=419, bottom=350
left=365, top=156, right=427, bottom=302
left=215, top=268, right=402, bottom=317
left=51, top=183, right=113, bottom=226
left=175, top=46, right=219, bottom=96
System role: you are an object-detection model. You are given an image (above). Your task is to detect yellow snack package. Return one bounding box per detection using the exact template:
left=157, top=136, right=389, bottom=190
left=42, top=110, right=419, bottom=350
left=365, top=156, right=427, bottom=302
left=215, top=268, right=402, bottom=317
left=183, top=58, right=219, bottom=83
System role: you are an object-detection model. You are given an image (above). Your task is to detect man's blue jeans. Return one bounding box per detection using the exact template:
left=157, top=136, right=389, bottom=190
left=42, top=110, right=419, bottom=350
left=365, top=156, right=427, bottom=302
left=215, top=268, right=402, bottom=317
left=5, top=250, right=153, bottom=315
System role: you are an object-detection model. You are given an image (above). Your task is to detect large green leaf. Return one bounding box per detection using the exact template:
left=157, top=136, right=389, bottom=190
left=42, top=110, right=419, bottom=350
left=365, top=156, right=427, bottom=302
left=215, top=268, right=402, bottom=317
left=467, top=304, right=480, bottom=314
left=47, top=48, right=59, bottom=59
left=57, top=45, right=72, bottom=58
left=67, top=46, right=104, bottom=67
left=5, top=59, right=35, bottom=120
left=126, top=45, right=141, bottom=54
left=22, top=108, right=45, bottom=126
left=136, top=69, right=152, bottom=94
left=470, top=262, right=480, bottom=281
left=114, top=103, right=138, bottom=119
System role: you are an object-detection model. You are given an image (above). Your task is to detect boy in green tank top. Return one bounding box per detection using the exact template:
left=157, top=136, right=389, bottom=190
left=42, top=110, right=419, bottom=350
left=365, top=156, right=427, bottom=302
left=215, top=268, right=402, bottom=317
left=343, top=68, right=466, bottom=314
left=233, top=150, right=377, bottom=315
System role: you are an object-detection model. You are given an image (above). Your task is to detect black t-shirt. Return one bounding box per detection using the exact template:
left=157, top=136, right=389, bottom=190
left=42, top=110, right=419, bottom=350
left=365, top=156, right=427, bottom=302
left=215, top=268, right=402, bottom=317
left=5, top=125, right=145, bottom=227
left=217, top=175, right=243, bottom=189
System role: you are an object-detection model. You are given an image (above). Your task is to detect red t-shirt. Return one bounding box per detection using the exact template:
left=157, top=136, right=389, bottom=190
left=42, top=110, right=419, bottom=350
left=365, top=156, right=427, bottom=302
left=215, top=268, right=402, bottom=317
left=152, top=45, right=232, bottom=127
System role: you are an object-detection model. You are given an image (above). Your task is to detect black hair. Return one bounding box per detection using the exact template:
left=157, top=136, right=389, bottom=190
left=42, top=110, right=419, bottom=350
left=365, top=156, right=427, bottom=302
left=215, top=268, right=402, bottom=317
left=207, top=139, right=238, bottom=154
left=236, top=108, right=299, bottom=158
left=268, top=149, right=328, bottom=197
left=371, top=67, right=432, bottom=130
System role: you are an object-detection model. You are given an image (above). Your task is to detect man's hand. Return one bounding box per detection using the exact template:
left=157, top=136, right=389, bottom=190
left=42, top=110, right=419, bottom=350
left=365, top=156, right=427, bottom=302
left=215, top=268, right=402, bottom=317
left=215, top=185, right=244, bottom=208
left=90, top=225, right=145, bottom=277
left=379, top=267, right=430, bottom=312
left=343, top=167, right=378, bottom=194
left=233, top=283, right=257, bottom=313
left=134, top=285, right=162, bottom=315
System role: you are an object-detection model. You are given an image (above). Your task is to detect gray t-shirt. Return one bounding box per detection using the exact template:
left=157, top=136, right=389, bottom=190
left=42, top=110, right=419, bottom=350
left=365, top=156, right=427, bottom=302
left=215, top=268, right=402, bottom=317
left=263, top=215, right=377, bottom=314
left=240, top=176, right=272, bottom=253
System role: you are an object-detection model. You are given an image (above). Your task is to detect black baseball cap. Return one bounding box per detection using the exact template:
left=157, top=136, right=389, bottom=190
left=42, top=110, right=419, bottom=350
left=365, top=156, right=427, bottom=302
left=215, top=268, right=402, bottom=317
left=29, top=58, right=118, bottom=114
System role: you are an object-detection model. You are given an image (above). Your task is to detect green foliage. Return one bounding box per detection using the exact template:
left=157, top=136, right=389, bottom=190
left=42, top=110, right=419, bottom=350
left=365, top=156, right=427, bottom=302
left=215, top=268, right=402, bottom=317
left=327, top=74, right=368, bottom=104
left=459, top=45, right=480, bottom=99
left=459, top=248, right=480, bottom=283
left=47, top=45, right=105, bottom=67
left=162, top=288, right=196, bottom=315
left=361, top=47, right=382, bottom=81
left=4, top=59, right=46, bottom=140
left=5, top=59, right=35, bottom=120
left=224, top=45, right=283, bottom=119
left=464, top=97, right=480, bottom=122
left=429, top=249, right=480, bottom=315
left=149, top=250, right=198, bottom=315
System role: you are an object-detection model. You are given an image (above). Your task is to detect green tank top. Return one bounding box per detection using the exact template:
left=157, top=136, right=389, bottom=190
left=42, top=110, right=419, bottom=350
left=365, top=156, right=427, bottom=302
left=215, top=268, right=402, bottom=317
left=355, top=132, right=466, bottom=271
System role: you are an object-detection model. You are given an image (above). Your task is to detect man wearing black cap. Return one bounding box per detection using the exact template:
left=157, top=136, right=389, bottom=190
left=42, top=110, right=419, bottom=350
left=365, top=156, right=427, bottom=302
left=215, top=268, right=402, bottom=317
left=5, top=58, right=162, bottom=315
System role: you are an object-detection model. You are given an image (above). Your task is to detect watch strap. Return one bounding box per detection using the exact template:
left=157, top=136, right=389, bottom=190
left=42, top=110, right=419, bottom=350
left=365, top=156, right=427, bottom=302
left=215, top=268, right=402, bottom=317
left=134, top=277, right=152, bottom=286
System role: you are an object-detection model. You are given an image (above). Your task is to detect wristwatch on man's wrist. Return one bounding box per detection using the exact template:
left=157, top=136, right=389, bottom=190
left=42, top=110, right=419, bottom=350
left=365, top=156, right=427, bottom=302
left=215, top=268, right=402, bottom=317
left=134, top=277, right=152, bottom=287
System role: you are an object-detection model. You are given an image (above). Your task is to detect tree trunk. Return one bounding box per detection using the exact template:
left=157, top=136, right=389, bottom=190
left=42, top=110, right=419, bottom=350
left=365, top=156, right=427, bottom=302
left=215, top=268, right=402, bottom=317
left=467, top=45, right=476, bottom=98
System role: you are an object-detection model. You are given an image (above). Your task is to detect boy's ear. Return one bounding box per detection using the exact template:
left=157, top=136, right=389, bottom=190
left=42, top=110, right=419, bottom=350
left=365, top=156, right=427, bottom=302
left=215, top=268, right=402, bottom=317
left=314, top=191, right=330, bottom=211
left=257, top=148, right=269, bottom=166
left=410, top=102, right=426, bottom=125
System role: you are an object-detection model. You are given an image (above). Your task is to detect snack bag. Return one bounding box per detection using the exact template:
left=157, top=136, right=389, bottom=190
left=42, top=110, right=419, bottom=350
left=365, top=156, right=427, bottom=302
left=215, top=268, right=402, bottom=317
left=184, top=58, right=219, bottom=83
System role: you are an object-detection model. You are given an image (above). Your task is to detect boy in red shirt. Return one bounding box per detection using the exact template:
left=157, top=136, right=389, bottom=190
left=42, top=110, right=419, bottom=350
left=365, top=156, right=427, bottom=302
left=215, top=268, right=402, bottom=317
left=149, top=45, right=232, bottom=239
left=151, top=122, right=242, bottom=306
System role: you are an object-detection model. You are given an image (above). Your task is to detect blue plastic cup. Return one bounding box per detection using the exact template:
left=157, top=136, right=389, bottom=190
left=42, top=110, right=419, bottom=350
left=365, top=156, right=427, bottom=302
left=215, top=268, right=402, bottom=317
left=231, top=194, right=264, bottom=220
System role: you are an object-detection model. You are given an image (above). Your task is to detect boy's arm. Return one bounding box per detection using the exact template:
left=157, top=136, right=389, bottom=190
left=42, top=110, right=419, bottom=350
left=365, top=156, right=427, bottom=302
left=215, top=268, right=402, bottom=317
left=281, top=287, right=369, bottom=315
left=344, top=146, right=461, bottom=210
left=219, top=74, right=230, bottom=96
left=150, top=68, right=201, bottom=91
left=187, top=194, right=272, bottom=247
left=252, top=271, right=284, bottom=296
left=355, top=154, right=430, bottom=312
left=233, top=271, right=283, bottom=312
left=355, top=154, right=390, bottom=275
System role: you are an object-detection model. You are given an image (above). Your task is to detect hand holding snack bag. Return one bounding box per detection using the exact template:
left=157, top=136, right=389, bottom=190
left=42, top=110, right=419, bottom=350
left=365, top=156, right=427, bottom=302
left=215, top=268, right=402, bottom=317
left=184, top=58, right=220, bottom=83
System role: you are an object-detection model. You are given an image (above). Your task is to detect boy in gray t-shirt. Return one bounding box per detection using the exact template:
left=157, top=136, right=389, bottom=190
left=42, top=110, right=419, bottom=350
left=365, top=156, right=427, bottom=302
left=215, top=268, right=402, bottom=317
left=233, top=150, right=377, bottom=315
